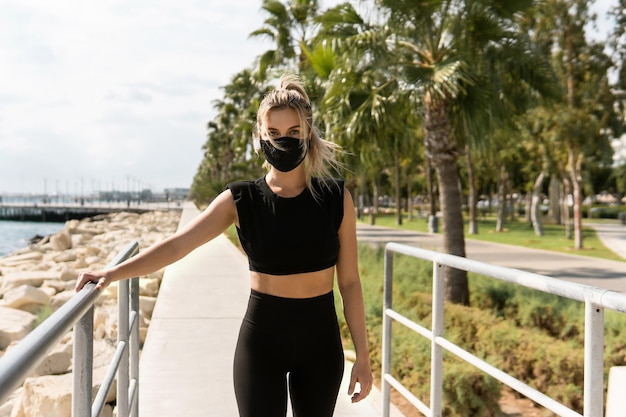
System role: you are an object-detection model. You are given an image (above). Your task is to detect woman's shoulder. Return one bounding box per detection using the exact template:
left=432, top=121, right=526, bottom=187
left=226, top=177, right=263, bottom=191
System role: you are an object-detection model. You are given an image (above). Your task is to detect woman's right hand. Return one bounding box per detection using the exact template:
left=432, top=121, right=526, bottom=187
left=75, top=271, right=112, bottom=292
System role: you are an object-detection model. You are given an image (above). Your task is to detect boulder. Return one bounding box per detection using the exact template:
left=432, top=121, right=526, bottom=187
left=51, top=252, right=77, bottom=263
left=10, top=341, right=116, bottom=417
left=10, top=373, right=72, bottom=417
left=0, top=252, right=43, bottom=266
left=0, top=271, right=59, bottom=290
left=49, top=231, right=72, bottom=251
left=42, top=280, right=74, bottom=293
left=0, top=388, right=21, bottom=417
left=0, top=307, right=35, bottom=349
left=32, top=346, right=72, bottom=377
left=139, top=296, right=156, bottom=318
left=50, top=291, right=74, bottom=310
left=139, top=278, right=160, bottom=297
left=73, top=255, right=88, bottom=269
left=3, top=286, right=50, bottom=310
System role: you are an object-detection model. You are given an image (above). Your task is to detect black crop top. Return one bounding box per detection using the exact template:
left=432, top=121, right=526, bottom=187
left=226, top=176, right=345, bottom=275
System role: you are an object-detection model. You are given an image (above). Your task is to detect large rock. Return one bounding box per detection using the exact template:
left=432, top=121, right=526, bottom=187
left=139, top=296, right=156, bottom=318
left=51, top=252, right=76, bottom=263
left=3, top=286, right=50, bottom=310
left=0, top=307, right=35, bottom=349
left=10, top=341, right=117, bottom=417
left=4, top=339, right=73, bottom=378
left=0, top=252, right=43, bottom=268
left=50, top=291, right=74, bottom=310
left=139, top=277, right=160, bottom=297
left=10, top=374, right=72, bottom=417
left=32, top=343, right=72, bottom=377
left=0, top=388, right=21, bottom=417
left=0, top=271, right=59, bottom=290
left=49, top=231, right=72, bottom=251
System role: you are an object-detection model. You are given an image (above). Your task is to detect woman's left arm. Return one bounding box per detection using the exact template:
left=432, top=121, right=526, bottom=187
left=336, top=188, right=373, bottom=403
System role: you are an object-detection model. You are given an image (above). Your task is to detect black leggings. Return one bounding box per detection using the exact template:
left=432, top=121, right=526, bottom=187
left=233, top=290, right=344, bottom=417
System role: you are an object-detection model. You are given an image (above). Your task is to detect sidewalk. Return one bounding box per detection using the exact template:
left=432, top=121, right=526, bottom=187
left=138, top=203, right=403, bottom=417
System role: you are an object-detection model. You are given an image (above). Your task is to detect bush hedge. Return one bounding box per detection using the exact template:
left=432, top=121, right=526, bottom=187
left=336, top=244, right=626, bottom=416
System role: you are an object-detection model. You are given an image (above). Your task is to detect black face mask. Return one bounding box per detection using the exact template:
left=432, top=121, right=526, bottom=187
left=260, top=137, right=307, bottom=172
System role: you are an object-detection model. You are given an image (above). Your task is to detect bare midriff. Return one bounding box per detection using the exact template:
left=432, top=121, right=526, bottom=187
left=250, top=266, right=335, bottom=298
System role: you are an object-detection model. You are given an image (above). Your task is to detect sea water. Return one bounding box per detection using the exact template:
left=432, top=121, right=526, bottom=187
left=0, top=220, right=65, bottom=257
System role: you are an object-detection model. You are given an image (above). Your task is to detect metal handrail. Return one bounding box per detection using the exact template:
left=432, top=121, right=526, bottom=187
left=381, top=242, right=626, bottom=417
left=0, top=241, right=140, bottom=417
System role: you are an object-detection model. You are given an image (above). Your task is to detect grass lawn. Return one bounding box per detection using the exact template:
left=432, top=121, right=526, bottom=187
left=360, top=212, right=625, bottom=262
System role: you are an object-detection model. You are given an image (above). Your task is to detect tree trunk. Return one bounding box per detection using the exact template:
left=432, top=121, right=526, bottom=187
left=407, top=172, right=413, bottom=222
left=496, top=164, right=507, bottom=232
left=423, top=94, right=469, bottom=305
left=562, top=174, right=572, bottom=240
left=531, top=171, right=545, bottom=236
left=549, top=175, right=561, bottom=224
left=426, top=158, right=438, bottom=233
left=369, top=179, right=378, bottom=226
left=465, top=145, right=478, bottom=235
left=568, top=146, right=584, bottom=249
left=394, top=150, right=402, bottom=226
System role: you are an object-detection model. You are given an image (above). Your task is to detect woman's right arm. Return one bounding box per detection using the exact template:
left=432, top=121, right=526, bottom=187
left=75, top=189, right=237, bottom=291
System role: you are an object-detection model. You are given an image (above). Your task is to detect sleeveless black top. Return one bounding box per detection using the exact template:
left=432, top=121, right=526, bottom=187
left=226, top=176, right=345, bottom=275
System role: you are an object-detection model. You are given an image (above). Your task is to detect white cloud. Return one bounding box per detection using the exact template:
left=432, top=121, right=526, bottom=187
left=0, top=0, right=274, bottom=195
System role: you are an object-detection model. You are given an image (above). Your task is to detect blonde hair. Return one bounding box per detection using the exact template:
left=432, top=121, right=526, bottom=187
left=255, top=74, right=342, bottom=192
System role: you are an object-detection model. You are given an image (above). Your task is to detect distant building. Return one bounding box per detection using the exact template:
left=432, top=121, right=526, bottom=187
left=164, top=188, right=189, bottom=201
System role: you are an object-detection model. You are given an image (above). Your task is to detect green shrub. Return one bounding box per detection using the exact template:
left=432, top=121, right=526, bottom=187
left=442, top=360, right=501, bottom=417
left=586, top=205, right=624, bottom=219
left=342, top=243, right=626, bottom=416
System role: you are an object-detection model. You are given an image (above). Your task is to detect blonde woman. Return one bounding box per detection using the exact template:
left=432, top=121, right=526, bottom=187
left=76, top=74, right=373, bottom=417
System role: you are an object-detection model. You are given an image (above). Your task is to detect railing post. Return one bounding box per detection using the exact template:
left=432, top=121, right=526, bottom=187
left=584, top=302, right=604, bottom=417
left=430, top=261, right=445, bottom=417
left=130, top=277, right=140, bottom=417
left=118, top=279, right=130, bottom=417
left=382, top=248, right=394, bottom=417
left=72, top=305, right=94, bottom=417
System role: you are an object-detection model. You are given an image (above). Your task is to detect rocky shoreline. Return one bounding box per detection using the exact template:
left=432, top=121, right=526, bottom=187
left=0, top=209, right=181, bottom=417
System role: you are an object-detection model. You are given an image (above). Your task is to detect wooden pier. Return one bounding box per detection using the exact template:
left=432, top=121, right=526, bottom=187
left=0, top=202, right=182, bottom=222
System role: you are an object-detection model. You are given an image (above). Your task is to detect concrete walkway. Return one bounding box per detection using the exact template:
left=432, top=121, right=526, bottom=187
left=138, top=203, right=404, bottom=417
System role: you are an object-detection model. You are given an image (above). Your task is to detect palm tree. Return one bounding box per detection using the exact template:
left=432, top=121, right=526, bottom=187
left=249, top=0, right=321, bottom=78
left=312, top=4, right=421, bottom=226
left=375, top=0, right=559, bottom=305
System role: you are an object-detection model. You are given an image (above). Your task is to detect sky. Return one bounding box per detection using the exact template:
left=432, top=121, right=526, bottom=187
left=0, top=0, right=620, bottom=196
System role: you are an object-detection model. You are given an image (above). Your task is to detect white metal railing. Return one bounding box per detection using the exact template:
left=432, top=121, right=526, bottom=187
left=0, top=241, right=140, bottom=417
left=381, top=242, right=626, bottom=417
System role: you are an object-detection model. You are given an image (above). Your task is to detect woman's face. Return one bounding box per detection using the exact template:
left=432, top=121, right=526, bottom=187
left=262, top=108, right=307, bottom=140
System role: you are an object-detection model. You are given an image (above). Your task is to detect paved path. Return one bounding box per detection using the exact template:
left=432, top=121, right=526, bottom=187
left=139, top=205, right=626, bottom=416
left=357, top=222, right=626, bottom=293
left=138, top=203, right=404, bottom=417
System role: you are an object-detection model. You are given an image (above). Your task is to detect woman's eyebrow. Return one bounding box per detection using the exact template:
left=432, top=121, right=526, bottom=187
left=268, top=125, right=301, bottom=131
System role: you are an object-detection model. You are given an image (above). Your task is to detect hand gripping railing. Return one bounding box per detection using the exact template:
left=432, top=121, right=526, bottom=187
left=381, top=242, right=626, bottom=417
left=0, top=241, right=140, bottom=417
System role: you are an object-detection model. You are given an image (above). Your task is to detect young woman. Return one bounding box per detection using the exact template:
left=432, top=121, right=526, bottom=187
left=75, top=74, right=373, bottom=417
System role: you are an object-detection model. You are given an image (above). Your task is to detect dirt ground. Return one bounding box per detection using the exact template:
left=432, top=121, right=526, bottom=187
left=389, top=387, right=556, bottom=417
